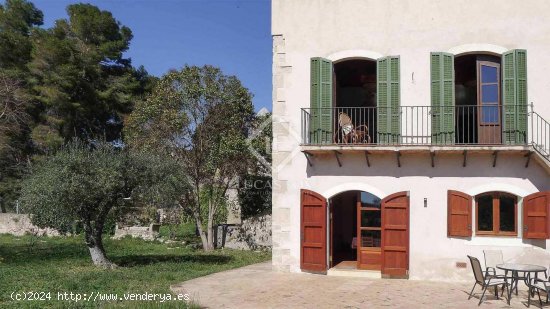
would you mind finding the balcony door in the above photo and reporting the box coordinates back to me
[477,60,501,144]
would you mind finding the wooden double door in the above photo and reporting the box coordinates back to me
[300,189,409,277]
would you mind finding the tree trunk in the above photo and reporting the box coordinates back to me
[88,244,115,268]
[83,221,116,269]
[86,236,116,268]
[194,215,210,251]
[206,206,215,250]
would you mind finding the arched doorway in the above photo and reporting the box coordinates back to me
[300,189,409,277]
[330,190,382,270]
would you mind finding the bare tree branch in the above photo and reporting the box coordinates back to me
[0,73,30,151]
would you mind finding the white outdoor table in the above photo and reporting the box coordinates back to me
[496,263,547,300]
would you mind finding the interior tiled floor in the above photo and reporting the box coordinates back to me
[333,260,357,270]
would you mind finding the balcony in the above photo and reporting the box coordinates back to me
[300,106,550,169]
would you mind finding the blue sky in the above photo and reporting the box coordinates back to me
[29,0,272,111]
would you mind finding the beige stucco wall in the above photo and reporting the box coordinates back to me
[272,0,550,280]
[272,0,550,117]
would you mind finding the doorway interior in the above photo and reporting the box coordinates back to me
[300,189,409,277]
[329,190,382,271]
[454,54,502,144]
[333,59,377,143]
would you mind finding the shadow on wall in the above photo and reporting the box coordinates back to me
[523,238,547,250]
[448,237,546,250]
[509,246,550,265]
[305,152,549,191]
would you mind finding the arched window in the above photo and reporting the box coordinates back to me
[475,192,517,236]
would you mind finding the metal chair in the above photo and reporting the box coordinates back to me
[467,255,510,305]
[483,250,508,296]
[528,280,545,307]
[483,249,526,296]
[361,236,374,247]
[483,250,506,278]
[529,264,550,307]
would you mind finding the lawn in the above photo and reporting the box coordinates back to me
[0,229,270,308]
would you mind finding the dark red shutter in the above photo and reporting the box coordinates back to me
[381,191,409,278]
[300,189,327,272]
[523,191,550,239]
[447,190,473,237]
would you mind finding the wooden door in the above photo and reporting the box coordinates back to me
[381,191,410,278]
[357,192,382,270]
[523,192,550,239]
[300,189,327,272]
[477,60,501,144]
[329,199,334,268]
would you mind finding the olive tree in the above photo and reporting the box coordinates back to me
[20,141,187,268]
[125,65,255,251]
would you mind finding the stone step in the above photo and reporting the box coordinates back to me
[327,267,382,279]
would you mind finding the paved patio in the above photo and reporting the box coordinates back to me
[171,262,548,308]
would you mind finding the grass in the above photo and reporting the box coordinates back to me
[158,223,199,244]
[0,228,270,308]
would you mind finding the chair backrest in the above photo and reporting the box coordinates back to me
[468,255,485,285]
[483,250,503,268]
[338,112,353,127]
[362,236,374,247]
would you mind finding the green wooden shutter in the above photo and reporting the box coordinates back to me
[502,49,527,144]
[377,56,400,144]
[310,57,333,144]
[430,52,455,144]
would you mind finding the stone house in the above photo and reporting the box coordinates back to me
[271,0,550,280]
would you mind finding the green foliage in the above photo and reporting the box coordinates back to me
[19,140,188,266]
[0,2,156,214]
[0,1,43,212]
[0,72,33,213]
[0,158,27,213]
[0,234,270,308]
[27,3,146,148]
[248,112,272,173]
[198,185,228,227]
[239,175,271,219]
[0,0,43,75]
[159,222,200,244]
[238,112,272,219]
[20,142,123,233]
[20,141,187,234]
[125,65,255,250]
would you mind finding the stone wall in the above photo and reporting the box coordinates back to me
[215,214,271,250]
[0,213,59,236]
[271,33,293,271]
[112,223,160,241]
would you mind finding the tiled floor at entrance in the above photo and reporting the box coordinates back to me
[327,261,381,278]
[333,261,357,269]
[171,262,532,308]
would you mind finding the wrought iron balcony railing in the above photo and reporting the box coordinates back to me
[300,106,550,160]
[532,111,550,158]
